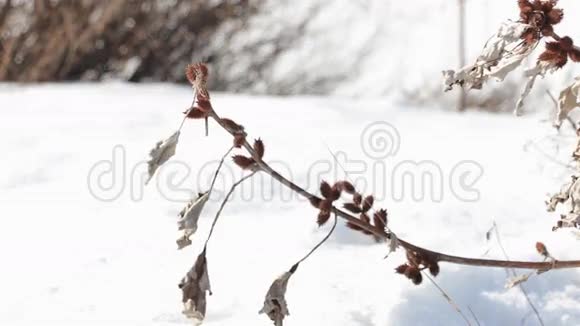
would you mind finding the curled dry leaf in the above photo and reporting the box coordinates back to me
[546,176,576,212]
[548,174,580,231]
[505,273,532,289]
[555,77,580,128]
[253,139,265,159]
[443,21,534,92]
[176,192,210,250]
[146,131,180,185]
[179,250,212,323]
[259,270,294,326]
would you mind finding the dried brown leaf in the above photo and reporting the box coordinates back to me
[176,192,210,250]
[555,77,580,127]
[146,131,180,185]
[179,250,212,322]
[259,271,293,326]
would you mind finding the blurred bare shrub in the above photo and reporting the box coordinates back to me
[0,0,258,82]
[401,80,536,113]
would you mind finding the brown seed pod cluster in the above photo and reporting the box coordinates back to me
[232,139,265,170]
[310,180,342,226]
[185,63,210,99]
[184,63,213,136]
[309,180,388,238]
[538,36,580,68]
[395,250,440,285]
[519,0,564,44]
[344,193,387,239]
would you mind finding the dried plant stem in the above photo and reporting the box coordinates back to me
[294,212,337,268]
[206,111,580,271]
[208,146,234,193]
[423,272,472,326]
[468,306,482,326]
[179,89,198,131]
[204,171,257,248]
[492,223,544,326]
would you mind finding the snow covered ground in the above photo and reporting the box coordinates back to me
[1,83,580,325]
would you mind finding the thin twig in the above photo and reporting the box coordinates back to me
[492,222,544,326]
[294,212,338,267]
[468,306,482,326]
[204,171,257,248]
[206,103,580,271]
[178,89,197,131]
[208,146,234,193]
[423,272,472,326]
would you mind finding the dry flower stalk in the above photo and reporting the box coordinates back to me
[146,60,580,323]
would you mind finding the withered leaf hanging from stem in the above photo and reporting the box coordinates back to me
[176,192,210,250]
[145,130,180,185]
[179,250,212,324]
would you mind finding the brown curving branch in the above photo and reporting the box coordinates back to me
[205,110,580,271]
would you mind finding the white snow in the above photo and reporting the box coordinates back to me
[1,83,580,325]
